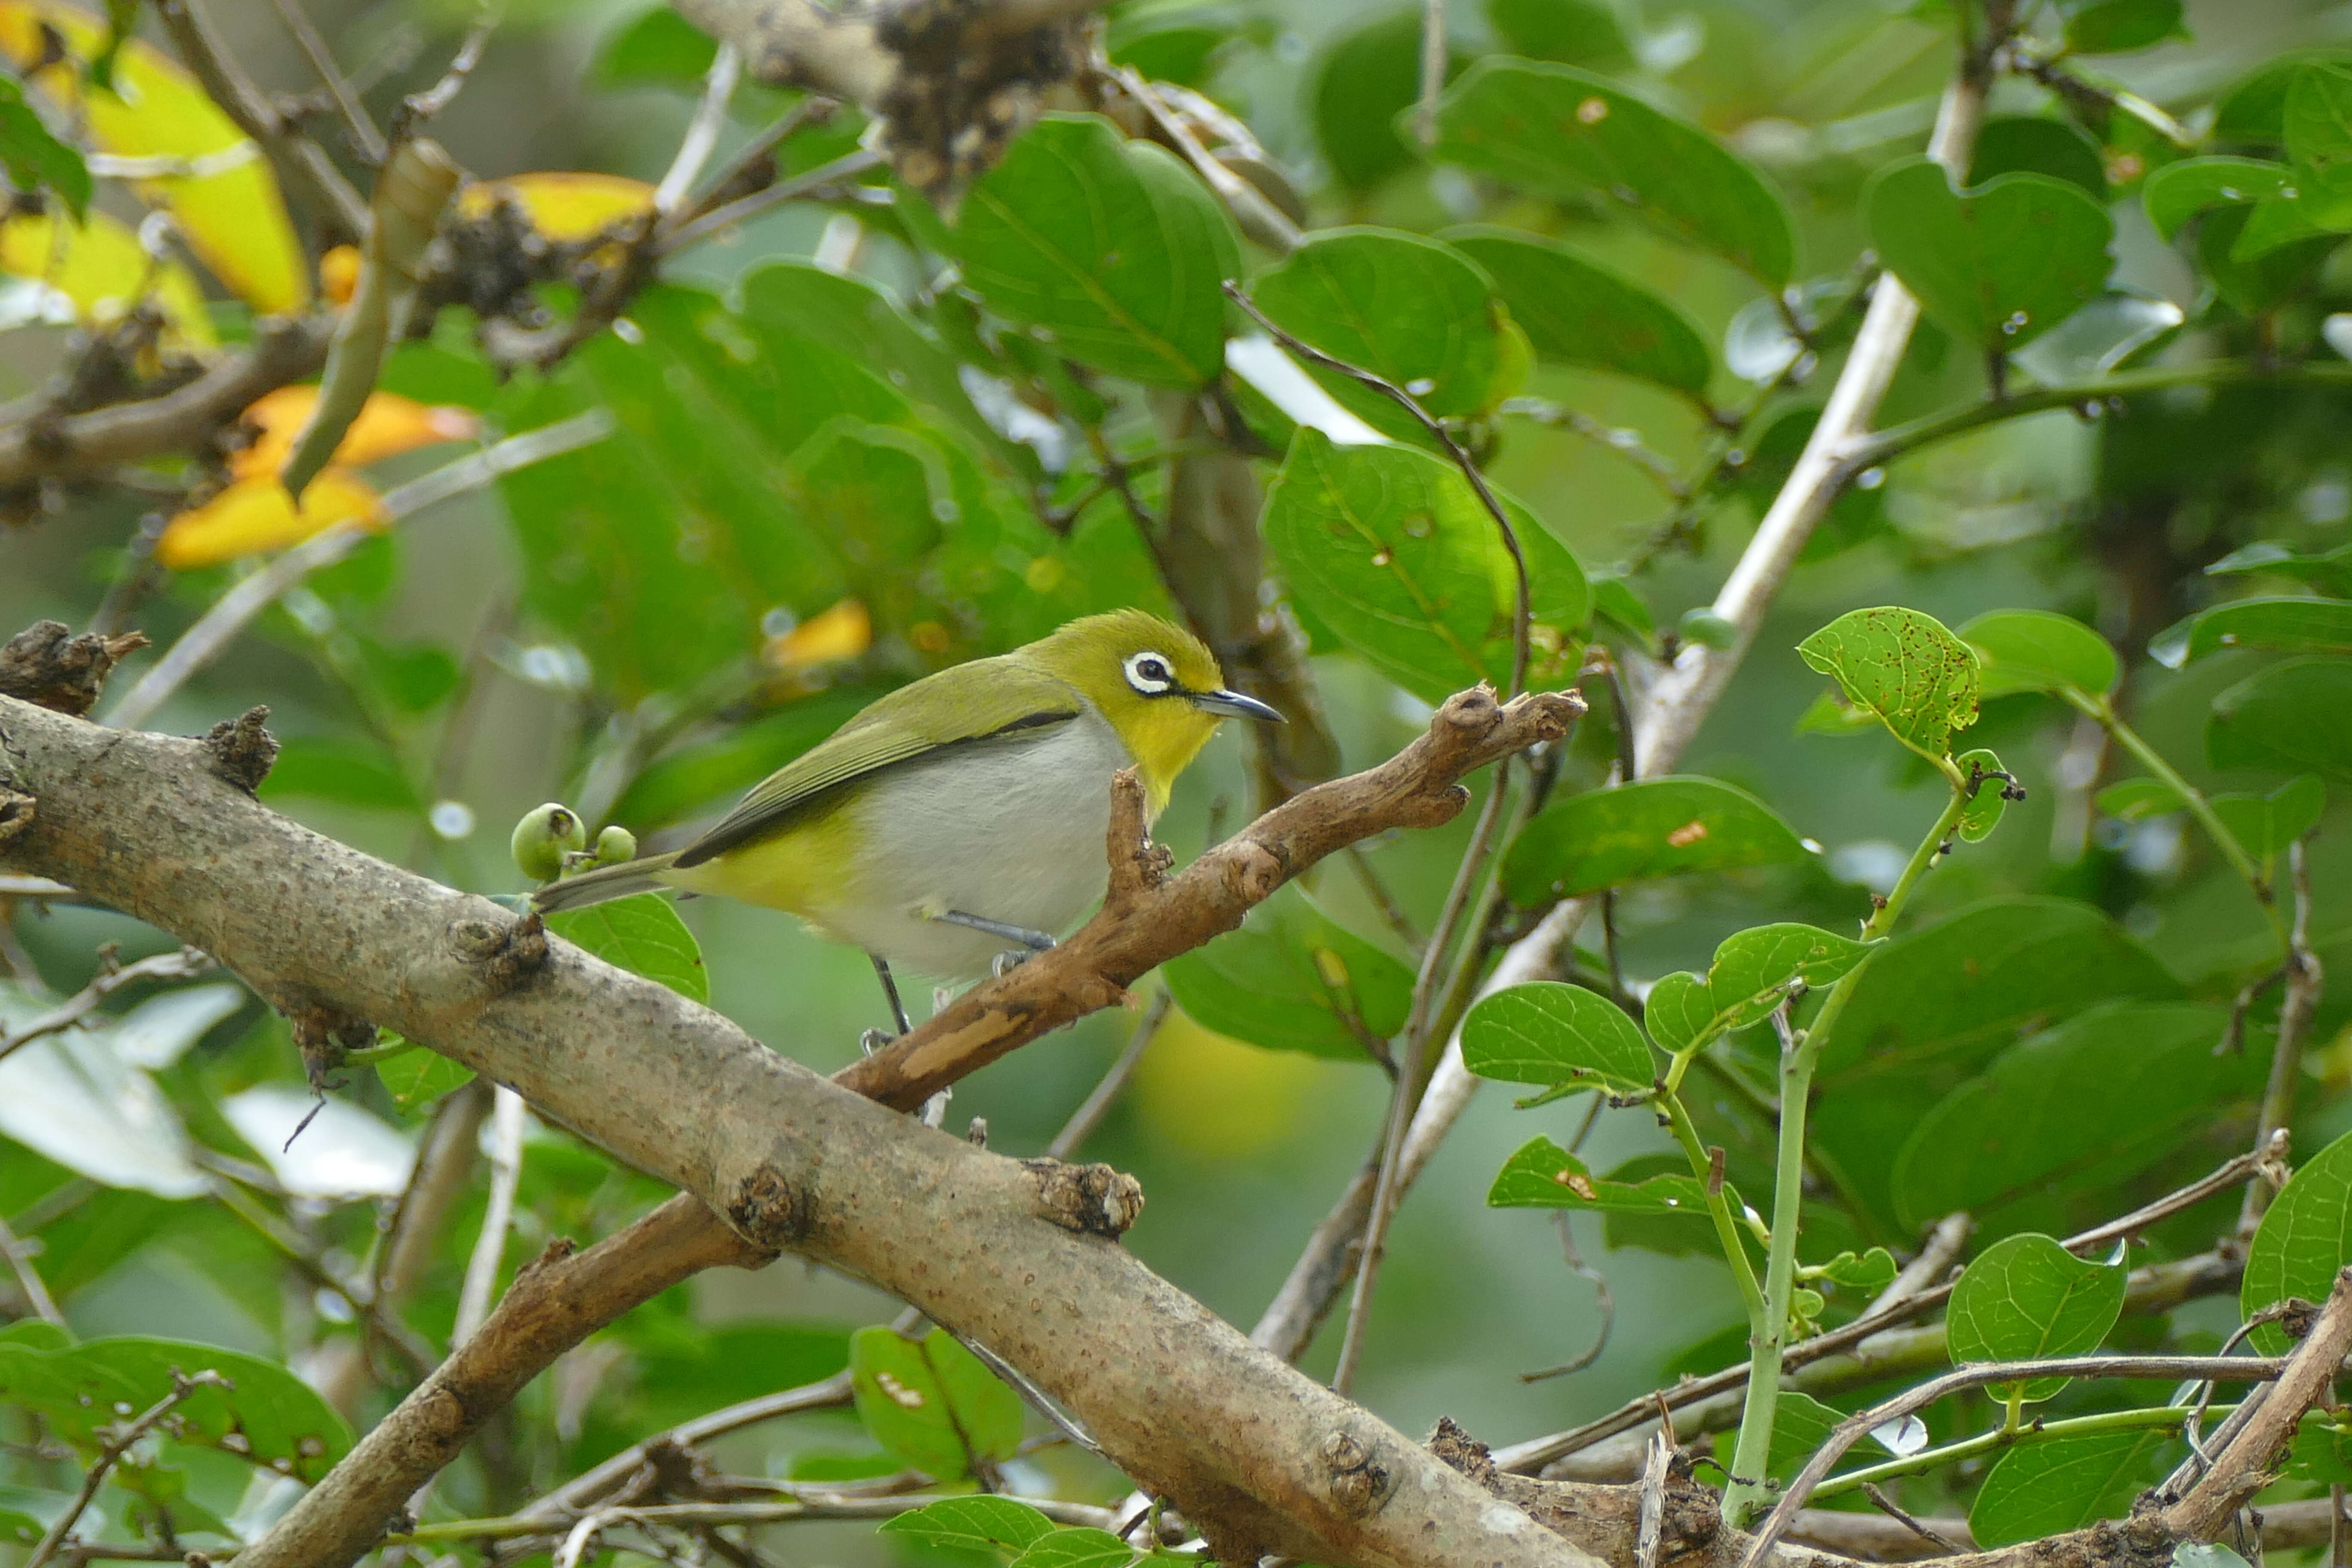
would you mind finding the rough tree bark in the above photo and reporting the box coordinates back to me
[0,681,1591,1568]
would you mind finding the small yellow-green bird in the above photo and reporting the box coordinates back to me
[536,609,1280,1032]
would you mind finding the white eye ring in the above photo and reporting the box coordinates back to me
[1124,651,1175,695]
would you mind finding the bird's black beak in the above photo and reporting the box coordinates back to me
[1191,688,1285,723]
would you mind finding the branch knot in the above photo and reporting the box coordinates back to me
[0,621,149,717]
[202,706,279,793]
[1022,1158,1143,1237]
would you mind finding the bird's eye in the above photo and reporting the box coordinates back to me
[1124,652,1174,695]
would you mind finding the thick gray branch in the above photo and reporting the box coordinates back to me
[0,693,1593,1568]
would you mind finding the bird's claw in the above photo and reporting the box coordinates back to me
[991,947,1041,979]
[859,1027,895,1057]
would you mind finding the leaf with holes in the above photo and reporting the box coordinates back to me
[1864,159,2112,353]
[1798,606,1981,764]
[0,1337,351,1480]
[848,1326,1023,1479]
[955,114,1238,387]
[1961,610,2119,698]
[1947,1233,2126,1402]
[1955,749,2014,844]
[1462,983,1655,1094]
[1502,777,1809,903]
[1428,59,1794,285]
[1488,1137,1710,1215]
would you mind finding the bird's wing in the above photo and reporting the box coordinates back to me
[672,655,1085,867]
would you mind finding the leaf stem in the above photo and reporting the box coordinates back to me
[2061,690,2275,923]
[1809,1402,2205,1502]
[1661,1090,1767,1324]
[1719,782,1970,1526]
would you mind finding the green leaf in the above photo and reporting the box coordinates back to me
[611,688,880,833]
[1863,159,2113,353]
[2095,778,2187,821]
[2150,595,2352,667]
[883,1497,1060,1554]
[2057,0,2184,54]
[0,78,91,220]
[1310,10,1437,192]
[1503,777,1809,902]
[546,892,709,1004]
[257,735,421,812]
[2286,64,2352,227]
[2246,1126,2352,1353]
[1251,228,1508,430]
[848,1326,1023,1479]
[1809,1246,1899,1292]
[2205,540,2352,597]
[376,1037,477,1112]
[1262,427,1586,704]
[1730,1389,1843,1489]
[2143,157,2293,241]
[0,1337,352,1480]
[1008,1528,1140,1568]
[1954,749,2014,844]
[1638,971,1709,1056]
[1707,924,1873,1031]
[1487,0,1633,66]
[1488,1136,1711,1214]
[1462,982,1655,1093]
[1970,1428,2174,1546]
[1812,898,2182,1236]
[1443,226,1712,398]
[1891,1002,2246,1236]
[1429,59,1795,286]
[1162,884,1414,1062]
[1946,1233,2127,1401]
[1969,116,2109,202]
[2290,1412,2352,1485]
[593,6,718,86]
[0,1504,40,1547]
[956,114,1237,387]
[1960,609,2120,698]
[2208,656,2352,782]
[1797,606,1981,764]
[2211,774,2326,861]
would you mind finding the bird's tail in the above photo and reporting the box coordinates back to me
[532,851,683,913]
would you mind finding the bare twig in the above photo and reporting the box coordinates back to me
[104,410,614,729]
[658,147,886,254]
[668,98,835,231]
[25,1371,230,1568]
[268,0,388,163]
[0,1209,64,1326]
[153,0,369,237]
[455,1086,528,1347]
[658,45,744,213]
[0,947,214,1067]
[1414,0,1447,145]
[1045,991,1171,1159]
[1109,67,1302,253]
[2242,838,2323,1230]
[1858,1482,1966,1554]
[390,14,494,142]
[1522,1209,1612,1382]
[1868,1213,1971,1317]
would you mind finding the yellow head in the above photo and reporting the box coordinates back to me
[1023,609,1282,810]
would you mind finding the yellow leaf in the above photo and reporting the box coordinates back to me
[0,1,309,313]
[156,468,386,570]
[0,207,216,349]
[459,172,655,242]
[231,386,480,479]
[1135,1011,1323,1159]
[766,599,873,671]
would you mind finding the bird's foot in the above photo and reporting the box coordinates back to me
[859,1027,895,1057]
[991,948,1037,980]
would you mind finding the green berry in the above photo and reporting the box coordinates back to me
[511,802,586,881]
[595,824,638,866]
[1678,607,1737,650]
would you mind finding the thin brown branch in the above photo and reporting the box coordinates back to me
[0,315,337,488]
[1045,990,1170,1160]
[2165,1266,2352,1539]
[657,148,886,254]
[267,0,387,163]
[2243,838,2323,1230]
[838,686,1581,1110]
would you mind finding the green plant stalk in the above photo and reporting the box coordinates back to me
[2062,689,2272,910]
[1661,1090,1767,1324]
[1718,784,1971,1527]
[1809,1403,2207,1502]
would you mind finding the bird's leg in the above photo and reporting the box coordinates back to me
[862,953,911,1056]
[935,909,1058,950]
